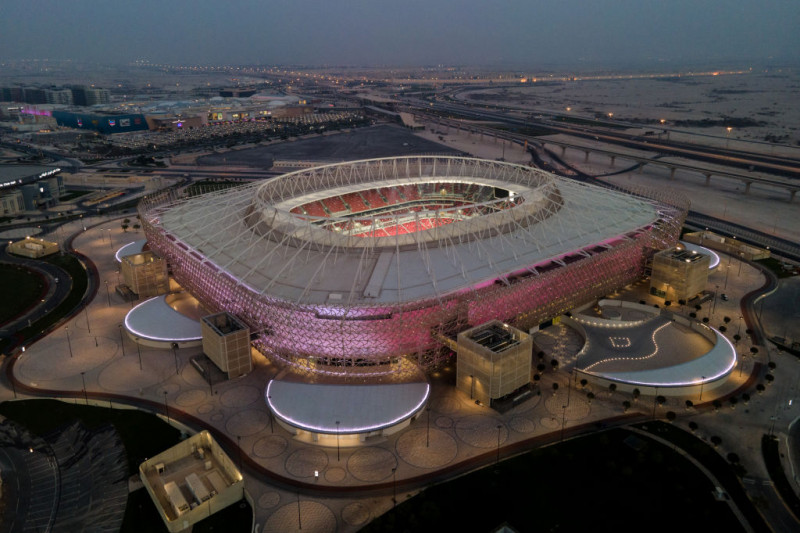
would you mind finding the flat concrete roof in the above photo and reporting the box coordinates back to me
[124,295,202,343]
[266,379,430,434]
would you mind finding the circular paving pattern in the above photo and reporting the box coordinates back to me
[220,385,261,408]
[433,395,462,414]
[197,403,214,414]
[455,415,508,449]
[226,409,269,437]
[176,389,206,407]
[162,382,181,395]
[509,416,537,434]
[210,413,224,422]
[342,502,371,527]
[544,392,591,421]
[540,416,561,430]
[435,416,453,429]
[258,491,281,509]
[509,393,541,413]
[325,467,346,483]
[347,447,397,482]
[253,435,288,458]
[95,348,174,392]
[18,336,117,382]
[285,448,329,478]
[396,428,458,469]
[263,501,336,533]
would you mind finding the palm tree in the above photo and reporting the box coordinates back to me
[688,421,698,432]
[608,383,617,396]
[756,384,765,394]
[552,383,559,394]
[729,397,738,409]
[632,388,641,402]
[723,316,731,324]
[586,392,595,403]
[580,379,588,389]
[685,400,694,409]
[710,435,722,448]
[550,359,559,370]
[712,400,722,411]
[622,400,631,412]
[742,393,750,404]
[666,411,676,422]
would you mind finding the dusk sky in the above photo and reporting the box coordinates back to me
[1,0,798,67]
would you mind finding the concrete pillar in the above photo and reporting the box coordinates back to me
[584,150,590,163]
[743,181,751,194]
[610,155,615,167]
[704,174,711,186]
[669,167,676,180]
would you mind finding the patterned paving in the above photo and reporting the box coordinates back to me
[396,428,458,469]
[347,447,397,482]
[262,500,336,533]
[454,415,508,449]
[285,448,329,478]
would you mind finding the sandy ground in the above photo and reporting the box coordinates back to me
[414,120,532,164]
[452,70,800,148]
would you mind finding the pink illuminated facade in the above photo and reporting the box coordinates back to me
[139,156,688,376]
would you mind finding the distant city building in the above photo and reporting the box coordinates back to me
[145,115,205,131]
[51,110,149,134]
[0,166,63,212]
[0,84,109,106]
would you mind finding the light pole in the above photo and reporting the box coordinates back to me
[699,377,706,401]
[426,405,431,447]
[336,420,341,462]
[236,435,242,473]
[163,391,170,424]
[296,491,302,530]
[268,395,274,433]
[391,467,397,507]
[65,325,73,358]
[118,324,125,356]
[652,387,659,419]
[80,371,88,405]
[560,405,567,441]
[104,280,110,307]
[496,425,502,464]
[171,343,179,375]
[84,305,91,333]
[726,126,733,149]
[135,338,143,371]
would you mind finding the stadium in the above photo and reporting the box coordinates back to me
[137,156,689,380]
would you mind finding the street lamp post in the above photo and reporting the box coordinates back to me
[65,325,73,358]
[652,387,659,419]
[118,324,125,356]
[699,376,706,401]
[296,492,302,530]
[105,280,110,307]
[135,338,143,371]
[560,405,567,441]
[236,435,243,473]
[171,343,180,375]
[426,405,431,448]
[84,305,91,333]
[163,391,170,424]
[80,371,88,405]
[726,126,733,149]
[336,420,341,462]
[496,425,502,464]
[391,467,397,507]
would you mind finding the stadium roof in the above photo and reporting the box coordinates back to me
[147,157,662,308]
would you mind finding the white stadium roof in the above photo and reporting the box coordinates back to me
[148,157,662,307]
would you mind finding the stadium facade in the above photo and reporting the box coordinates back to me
[139,156,688,377]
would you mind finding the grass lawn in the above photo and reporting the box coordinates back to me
[362,428,744,533]
[0,399,253,532]
[0,264,44,325]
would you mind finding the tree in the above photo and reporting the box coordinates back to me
[689,312,697,318]
[702,317,709,323]
[727,452,740,464]
[712,400,722,411]
[552,383,559,394]
[710,435,722,448]
[678,299,687,307]
[622,400,631,412]
[733,334,741,343]
[550,359,559,370]
[765,374,774,383]
[121,223,129,232]
[586,392,595,403]
[756,384,765,394]
[580,379,588,389]
[632,388,641,402]
[742,393,750,404]
[685,400,694,409]
[729,397,738,409]
[666,411,676,422]
[695,304,702,311]
[537,351,545,360]
[608,383,617,395]
[767,361,776,371]
[719,326,727,333]
[133,223,141,232]
[656,395,666,407]
[750,347,758,356]
[664,300,671,307]
[536,363,546,373]
[688,421,698,432]
[723,316,731,324]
